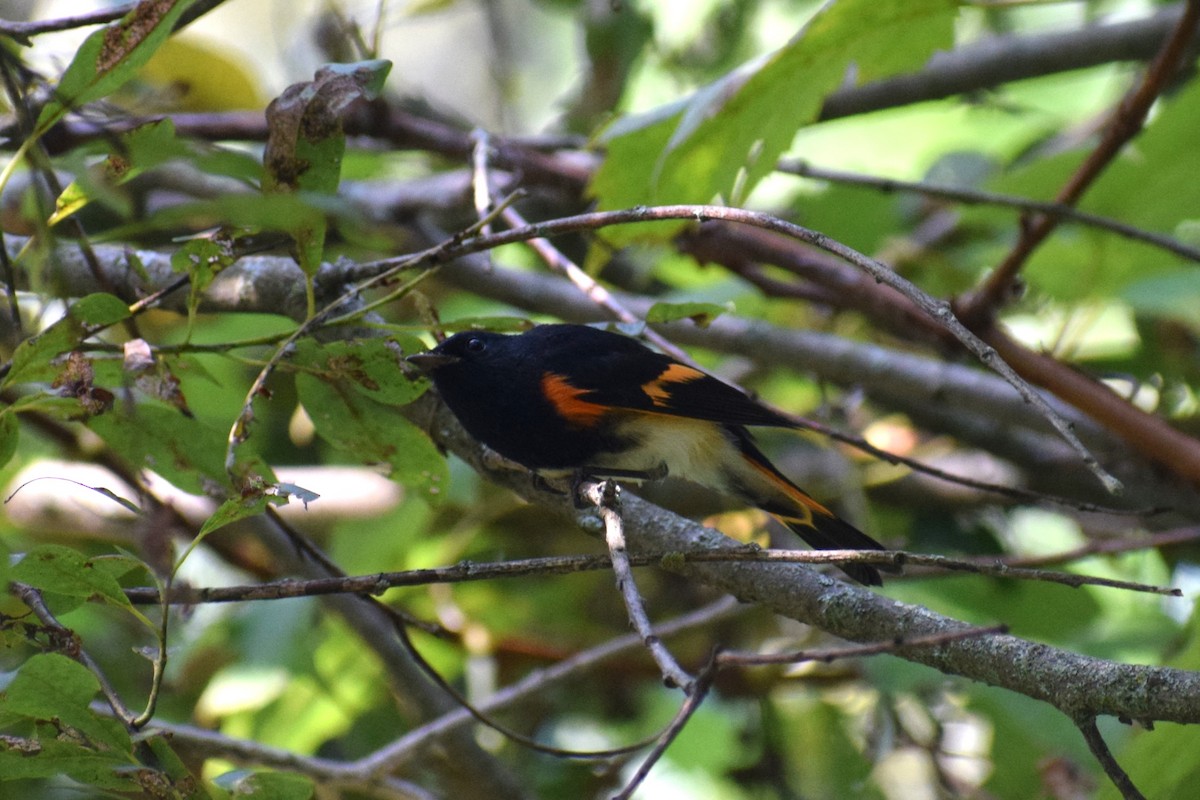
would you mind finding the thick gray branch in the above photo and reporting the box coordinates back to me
[412,393,1200,727]
[820,4,1193,119]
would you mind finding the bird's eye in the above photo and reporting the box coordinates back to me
[465,337,486,354]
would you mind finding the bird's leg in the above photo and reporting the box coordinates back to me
[569,463,669,508]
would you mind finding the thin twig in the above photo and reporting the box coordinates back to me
[727,550,1179,596]
[613,662,715,800]
[781,410,1159,516]
[777,159,1200,264]
[120,544,1182,608]
[584,480,695,692]
[461,133,692,362]
[0,5,133,42]
[90,702,434,800]
[469,129,495,238]
[717,624,1008,667]
[352,597,742,777]
[614,623,1007,798]
[998,526,1200,569]
[262,506,654,762]
[1077,717,1148,800]
[0,51,27,331]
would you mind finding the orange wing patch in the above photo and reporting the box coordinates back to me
[541,373,609,426]
[640,363,706,408]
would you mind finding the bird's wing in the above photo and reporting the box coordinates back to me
[541,350,795,429]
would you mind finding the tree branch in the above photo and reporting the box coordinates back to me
[413,392,1200,728]
[582,480,695,691]
[818,4,1196,121]
[1078,717,1148,800]
[958,0,1200,323]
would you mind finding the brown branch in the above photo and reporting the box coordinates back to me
[983,326,1200,487]
[959,0,1200,323]
[369,205,1126,491]
[10,225,1197,510]
[9,220,1196,511]
[678,222,948,344]
[26,5,1193,168]
[614,665,715,800]
[0,0,232,45]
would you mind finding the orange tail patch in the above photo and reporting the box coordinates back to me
[740,450,835,530]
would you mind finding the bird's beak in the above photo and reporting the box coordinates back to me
[406,352,460,371]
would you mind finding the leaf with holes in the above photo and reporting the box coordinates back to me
[34,0,197,136]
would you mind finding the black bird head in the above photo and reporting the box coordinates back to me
[406,330,516,377]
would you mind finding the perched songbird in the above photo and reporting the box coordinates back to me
[408,324,887,585]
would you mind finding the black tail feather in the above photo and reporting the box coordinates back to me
[779,512,894,587]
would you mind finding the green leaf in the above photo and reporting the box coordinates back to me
[770,694,879,798]
[263,60,392,196]
[34,0,198,136]
[0,654,129,751]
[0,412,17,469]
[0,738,139,790]
[196,494,279,538]
[87,402,229,495]
[290,337,429,406]
[72,293,131,326]
[171,237,237,331]
[1092,610,1200,798]
[1,654,99,717]
[645,300,732,327]
[438,316,535,333]
[3,293,129,388]
[591,0,957,242]
[891,573,1100,644]
[4,323,77,389]
[1123,270,1200,331]
[50,119,185,225]
[214,769,315,800]
[142,733,213,799]
[296,372,447,501]
[4,393,104,420]
[995,81,1200,300]
[12,545,134,611]
[194,146,265,184]
[969,683,1093,798]
[263,60,392,278]
[2,295,120,388]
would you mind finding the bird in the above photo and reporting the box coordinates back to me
[407,323,888,585]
